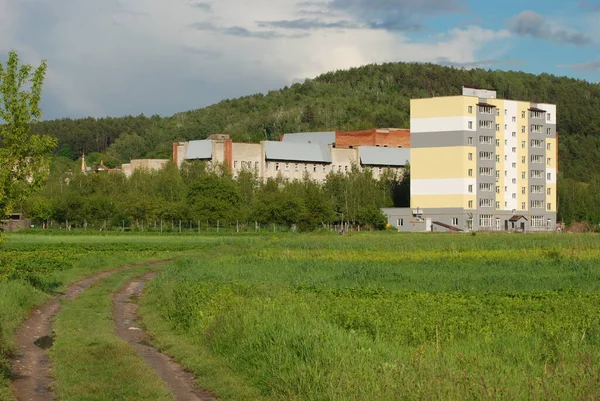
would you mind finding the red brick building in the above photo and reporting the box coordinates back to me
[334,128,410,149]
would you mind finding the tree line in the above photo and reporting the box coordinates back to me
[23,158,409,232]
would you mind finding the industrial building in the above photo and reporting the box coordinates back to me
[172,129,411,182]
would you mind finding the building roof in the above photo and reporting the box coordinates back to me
[185,140,213,160]
[359,146,410,167]
[264,141,332,163]
[509,215,528,222]
[281,131,336,145]
[528,107,546,113]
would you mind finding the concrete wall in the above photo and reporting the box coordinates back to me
[122,159,170,177]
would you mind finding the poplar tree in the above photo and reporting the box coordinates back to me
[0,51,57,221]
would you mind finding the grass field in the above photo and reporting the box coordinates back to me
[0,233,257,400]
[141,233,600,400]
[1,232,600,400]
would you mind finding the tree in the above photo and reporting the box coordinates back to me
[0,51,56,220]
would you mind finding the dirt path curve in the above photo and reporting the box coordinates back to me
[10,259,172,401]
[113,271,216,401]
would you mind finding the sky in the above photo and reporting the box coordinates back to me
[1,0,599,120]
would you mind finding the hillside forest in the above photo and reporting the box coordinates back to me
[22,62,600,227]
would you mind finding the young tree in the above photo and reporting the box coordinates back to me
[0,51,56,220]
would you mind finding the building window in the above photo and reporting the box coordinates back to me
[496,201,500,209]
[496,186,500,194]
[531,185,544,194]
[479,198,494,208]
[504,186,507,192]
[468,136,473,145]
[397,218,404,226]
[512,178,517,184]
[521,141,526,149]
[547,158,552,166]
[505,155,507,161]
[530,155,544,164]
[468,169,473,177]
[547,188,552,195]
[234,161,238,168]
[505,109,508,115]
[512,147,516,153]
[522,202,526,210]
[531,139,544,148]
[512,132,516,138]
[504,124,508,130]
[547,203,552,211]
[547,143,551,151]
[479,183,494,192]
[285,163,290,171]
[512,116,516,122]
[479,214,493,227]
[531,216,544,228]
[522,172,526,179]
[546,128,552,136]
[452,218,459,226]
[512,162,516,168]
[468,121,473,130]
[479,167,494,176]
[275,162,280,171]
[479,120,494,130]
[496,124,500,132]
[522,111,526,118]
[547,172,552,181]
[468,153,473,161]
[480,135,494,144]
[547,113,551,121]
[512,193,517,199]
[531,170,544,179]
[468,200,474,209]
[505,140,508,145]
[322,165,327,172]
[531,125,543,134]
[496,139,500,147]
[468,106,473,114]
[479,105,494,114]
[521,126,526,133]
[479,151,494,161]
[497,109,500,116]
[522,156,526,164]
[496,155,500,162]
[468,184,473,193]
[522,187,526,195]
[313,165,317,172]
[531,200,544,209]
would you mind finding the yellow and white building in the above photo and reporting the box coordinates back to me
[403,86,557,232]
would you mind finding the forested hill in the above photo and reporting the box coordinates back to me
[33,62,600,180]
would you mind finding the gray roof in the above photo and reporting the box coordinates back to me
[281,131,336,145]
[359,146,410,167]
[264,141,332,163]
[185,140,213,160]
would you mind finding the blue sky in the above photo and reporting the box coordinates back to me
[1,0,598,120]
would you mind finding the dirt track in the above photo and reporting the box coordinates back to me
[113,271,216,401]
[10,260,171,401]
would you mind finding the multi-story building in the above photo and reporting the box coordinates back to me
[172,131,410,182]
[404,86,557,232]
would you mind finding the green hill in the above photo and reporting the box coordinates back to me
[34,62,600,180]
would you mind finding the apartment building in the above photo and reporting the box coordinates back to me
[406,86,557,232]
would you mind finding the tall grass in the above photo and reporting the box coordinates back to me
[143,233,600,400]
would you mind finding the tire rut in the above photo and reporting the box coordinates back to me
[113,271,216,401]
[10,259,172,401]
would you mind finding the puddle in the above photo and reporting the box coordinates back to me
[34,335,54,350]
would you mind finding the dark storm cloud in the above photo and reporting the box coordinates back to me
[509,10,593,46]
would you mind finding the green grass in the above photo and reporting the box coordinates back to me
[141,233,600,400]
[0,233,260,400]
[50,263,175,401]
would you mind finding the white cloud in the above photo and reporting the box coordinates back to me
[0,0,511,119]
